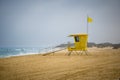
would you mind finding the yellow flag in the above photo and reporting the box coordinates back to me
[87,16,93,23]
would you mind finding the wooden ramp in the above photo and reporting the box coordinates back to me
[42,48,66,56]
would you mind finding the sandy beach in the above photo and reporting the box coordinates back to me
[0,47,120,80]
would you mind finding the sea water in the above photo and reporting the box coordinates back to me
[0,47,62,58]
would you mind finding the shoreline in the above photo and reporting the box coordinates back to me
[0,47,65,59]
[0,47,115,59]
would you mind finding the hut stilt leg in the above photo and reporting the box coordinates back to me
[68,51,72,56]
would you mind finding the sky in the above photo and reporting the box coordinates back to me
[0,0,120,47]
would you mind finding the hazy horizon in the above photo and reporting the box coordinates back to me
[0,0,120,47]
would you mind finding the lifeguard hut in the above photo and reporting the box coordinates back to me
[67,33,88,56]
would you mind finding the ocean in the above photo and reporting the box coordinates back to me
[0,47,62,58]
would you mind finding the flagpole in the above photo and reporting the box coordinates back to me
[87,15,88,35]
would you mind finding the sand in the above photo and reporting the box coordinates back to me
[0,47,120,80]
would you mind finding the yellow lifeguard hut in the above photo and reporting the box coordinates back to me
[67,33,88,56]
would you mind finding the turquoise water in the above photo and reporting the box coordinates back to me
[0,47,60,58]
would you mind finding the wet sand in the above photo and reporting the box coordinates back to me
[0,47,120,80]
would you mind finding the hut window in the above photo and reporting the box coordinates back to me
[74,36,79,42]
